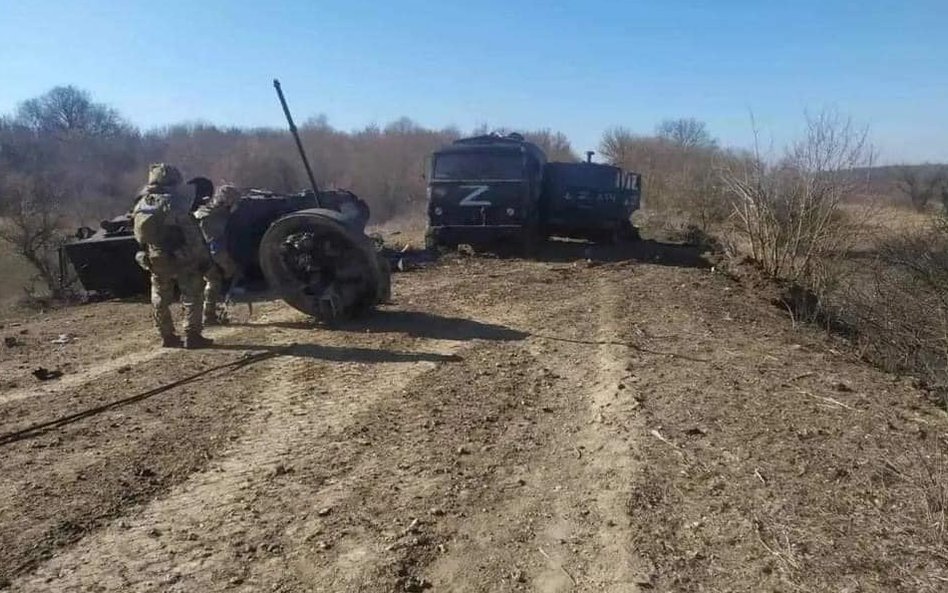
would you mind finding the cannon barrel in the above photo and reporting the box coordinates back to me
[273,79,321,205]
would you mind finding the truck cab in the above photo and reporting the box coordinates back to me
[425,133,547,252]
[540,158,641,242]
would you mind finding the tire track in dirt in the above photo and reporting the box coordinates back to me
[5,258,695,591]
[557,273,650,591]
[422,267,650,592]
[8,260,609,592]
[11,321,470,591]
[0,270,468,587]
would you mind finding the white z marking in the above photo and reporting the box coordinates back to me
[458,185,491,207]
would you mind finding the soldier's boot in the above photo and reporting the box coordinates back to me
[161,334,183,348]
[184,333,214,350]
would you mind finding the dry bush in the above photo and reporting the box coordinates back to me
[721,110,875,288]
[0,174,74,298]
[836,217,948,406]
[896,165,946,211]
[715,111,948,407]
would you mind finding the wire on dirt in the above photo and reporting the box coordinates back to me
[0,348,288,447]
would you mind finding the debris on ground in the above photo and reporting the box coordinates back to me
[31,367,63,381]
[50,333,76,345]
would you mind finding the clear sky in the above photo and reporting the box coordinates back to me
[0,0,945,163]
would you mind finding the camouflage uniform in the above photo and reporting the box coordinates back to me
[132,164,212,348]
[194,185,241,324]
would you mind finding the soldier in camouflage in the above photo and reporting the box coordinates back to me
[132,163,214,349]
[194,184,241,325]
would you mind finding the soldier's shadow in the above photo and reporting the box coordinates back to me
[233,309,529,343]
[206,342,463,364]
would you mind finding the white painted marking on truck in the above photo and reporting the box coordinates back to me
[458,185,491,207]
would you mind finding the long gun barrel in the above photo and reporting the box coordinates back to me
[273,79,321,205]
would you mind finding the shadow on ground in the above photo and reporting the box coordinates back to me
[208,342,463,364]
[453,238,712,269]
[234,309,529,342]
[533,238,712,269]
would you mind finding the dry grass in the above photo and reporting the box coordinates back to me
[0,241,35,311]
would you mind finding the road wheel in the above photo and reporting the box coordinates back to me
[259,209,388,321]
[519,217,544,258]
[424,229,439,251]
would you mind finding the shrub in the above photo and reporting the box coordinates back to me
[721,110,874,285]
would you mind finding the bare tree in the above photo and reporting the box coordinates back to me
[16,86,130,139]
[599,127,637,165]
[656,118,716,149]
[523,129,576,162]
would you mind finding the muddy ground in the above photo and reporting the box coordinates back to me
[0,240,946,592]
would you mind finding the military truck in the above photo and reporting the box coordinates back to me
[540,152,642,243]
[425,133,547,253]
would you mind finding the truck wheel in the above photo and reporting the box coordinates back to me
[519,232,534,257]
[520,220,544,258]
[426,229,459,253]
[259,209,389,321]
[424,229,439,251]
[619,221,640,242]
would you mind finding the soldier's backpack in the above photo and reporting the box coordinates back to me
[133,193,183,251]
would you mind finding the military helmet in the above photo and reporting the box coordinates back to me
[147,163,183,187]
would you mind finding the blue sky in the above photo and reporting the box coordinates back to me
[0,0,945,163]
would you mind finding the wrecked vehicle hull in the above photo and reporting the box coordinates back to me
[62,190,390,322]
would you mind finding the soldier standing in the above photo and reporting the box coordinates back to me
[132,163,214,349]
[194,184,241,325]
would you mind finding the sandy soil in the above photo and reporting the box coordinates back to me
[1,240,945,592]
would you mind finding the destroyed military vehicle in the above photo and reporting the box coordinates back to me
[63,188,391,321]
[61,80,391,322]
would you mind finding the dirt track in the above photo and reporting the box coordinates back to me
[1,241,946,592]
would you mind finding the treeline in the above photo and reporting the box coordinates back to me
[0,86,579,290]
[0,86,580,225]
[599,119,741,230]
[0,85,770,295]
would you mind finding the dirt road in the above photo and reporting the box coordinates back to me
[1,242,946,592]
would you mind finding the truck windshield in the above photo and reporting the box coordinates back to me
[433,153,524,181]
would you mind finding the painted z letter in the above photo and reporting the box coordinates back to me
[458,185,491,207]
